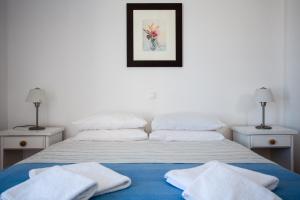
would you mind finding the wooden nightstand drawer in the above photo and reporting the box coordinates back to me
[0,127,64,169]
[251,135,291,148]
[3,136,45,149]
[232,126,298,171]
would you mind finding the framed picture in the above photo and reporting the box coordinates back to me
[127,3,182,67]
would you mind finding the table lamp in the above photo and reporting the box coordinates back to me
[255,87,273,129]
[26,87,46,130]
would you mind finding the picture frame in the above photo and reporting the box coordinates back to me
[127,3,182,67]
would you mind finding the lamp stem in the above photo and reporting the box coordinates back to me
[256,102,271,129]
[34,102,40,128]
[29,102,45,130]
[261,102,266,127]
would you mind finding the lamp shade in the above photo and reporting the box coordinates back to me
[26,88,46,103]
[255,87,273,103]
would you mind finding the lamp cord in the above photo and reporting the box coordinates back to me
[13,125,35,129]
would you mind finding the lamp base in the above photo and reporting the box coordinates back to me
[255,125,272,129]
[29,126,45,130]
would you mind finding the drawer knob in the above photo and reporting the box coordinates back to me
[19,140,27,147]
[269,139,276,145]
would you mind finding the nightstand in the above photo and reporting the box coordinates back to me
[232,126,298,171]
[0,127,64,169]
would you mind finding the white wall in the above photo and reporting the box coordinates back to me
[0,0,8,130]
[284,0,300,172]
[5,0,285,137]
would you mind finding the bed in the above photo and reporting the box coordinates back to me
[1,138,300,200]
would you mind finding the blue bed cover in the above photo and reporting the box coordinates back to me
[1,163,300,200]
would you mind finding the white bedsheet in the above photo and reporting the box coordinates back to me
[20,139,271,164]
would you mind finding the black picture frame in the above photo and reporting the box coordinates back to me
[127,3,182,67]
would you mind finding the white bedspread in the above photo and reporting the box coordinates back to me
[20,139,271,164]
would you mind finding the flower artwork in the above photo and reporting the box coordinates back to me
[143,20,166,51]
[127,3,182,67]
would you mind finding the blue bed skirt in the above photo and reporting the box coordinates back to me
[1,163,300,200]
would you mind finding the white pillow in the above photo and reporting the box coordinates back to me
[72,113,147,131]
[149,130,225,141]
[72,129,148,141]
[151,113,225,131]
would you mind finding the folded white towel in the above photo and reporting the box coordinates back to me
[165,160,279,190]
[29,162,131,196]
[182,162,281,200]
[1,166,97,200]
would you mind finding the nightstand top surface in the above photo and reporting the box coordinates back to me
[232,126,298,135]
[0,127,64,136]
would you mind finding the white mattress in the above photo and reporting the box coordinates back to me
[20,139,271,164]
